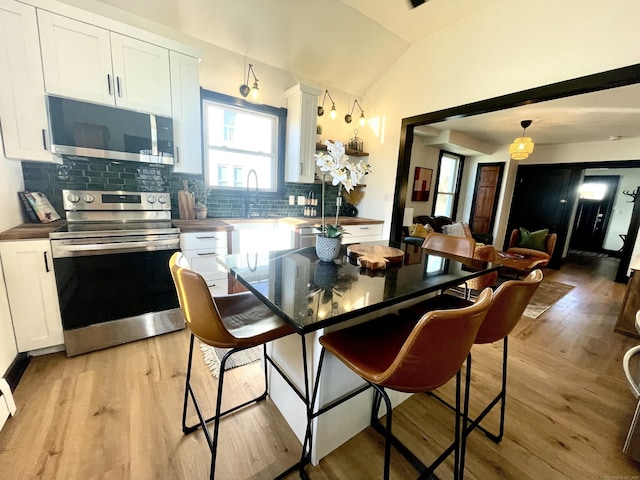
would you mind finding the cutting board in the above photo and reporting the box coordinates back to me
[347,244,404,270]
[178,179,195,220]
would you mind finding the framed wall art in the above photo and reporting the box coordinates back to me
[412,167,433,201]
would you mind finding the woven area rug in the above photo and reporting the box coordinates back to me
[521,280,574,319]
[449,279,574,320]
[199,342,262,378]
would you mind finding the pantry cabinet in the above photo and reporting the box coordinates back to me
[0,240,63,352]
[170,51,203,174]
[38,10,172,116]
[0,0,57,163]
[285,83,321,183]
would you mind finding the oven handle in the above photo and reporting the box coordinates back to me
[52,238,179,256]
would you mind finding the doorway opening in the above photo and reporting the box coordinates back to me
[569,175,620,255]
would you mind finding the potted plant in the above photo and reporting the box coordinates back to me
[191,179,211,220]
[313,140,371,261]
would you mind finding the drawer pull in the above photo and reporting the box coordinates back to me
[207,283,217,288]
[359,227,369,230]
[196,252,217,256]
[196,235,219,240]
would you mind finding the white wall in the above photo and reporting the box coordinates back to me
[359,0,640,240]
[0,152,24,375]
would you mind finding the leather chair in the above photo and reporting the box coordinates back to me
[507,229,557,267]
[312,289,493,480]
[169,252,295,479]
[422,232,476,258]
[398,270,543,477]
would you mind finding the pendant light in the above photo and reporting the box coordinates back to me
[345,99,366,127]
[318,90,337,120]
[509,120,535,160]
[239,64,262,104]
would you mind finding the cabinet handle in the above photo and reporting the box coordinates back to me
[196,252,217,256]
[107,74,112,95]
[43,251,50,272]
[41,129,47,151]
[116,77,121,97]
[196,235,219,240]
[299,162,303,176]
[176,146,180,164]
[359,227,369,230]
[207,283,217,288]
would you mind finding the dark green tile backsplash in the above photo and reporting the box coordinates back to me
[21,157,343,220]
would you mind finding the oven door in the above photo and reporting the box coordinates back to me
[52,238,183,356]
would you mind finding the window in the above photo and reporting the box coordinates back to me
[201,90,286,193]
[433,152,464,218]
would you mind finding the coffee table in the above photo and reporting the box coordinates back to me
[496,251,545,278]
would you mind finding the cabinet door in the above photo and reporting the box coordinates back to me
[0,240,63,352]
[170,51,202,174]
[285,84,321,183]
[0,0,56,163]
[38,10,114,105]
[111,34,171,116]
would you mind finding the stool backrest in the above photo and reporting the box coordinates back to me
[169,252,238,347]
[380,288,493,393]
[474,269,543,344]
[421,232,475,258]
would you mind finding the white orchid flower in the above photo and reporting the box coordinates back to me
[315,153,339,172]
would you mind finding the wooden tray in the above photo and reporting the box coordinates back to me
[347,244,404,270]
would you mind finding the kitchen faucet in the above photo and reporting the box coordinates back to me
[245,169,259,218]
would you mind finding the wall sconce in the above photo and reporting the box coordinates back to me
[317,90,337,120]
[509,119,534,160]
[345,99,365,127]
[239,63,262,104]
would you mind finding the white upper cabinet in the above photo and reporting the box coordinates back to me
[0,0,58,163]
[170,51,202,174]
[285,84,321,183]
[38,10,172,116]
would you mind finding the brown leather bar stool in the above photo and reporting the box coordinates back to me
[169,252,296,479]
[398,270,543,476]
[422,232,476,257]
[312,288,493,480]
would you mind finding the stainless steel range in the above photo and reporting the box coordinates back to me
[50,189,183,356]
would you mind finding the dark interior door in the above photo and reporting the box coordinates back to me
[469,163,504,234]
[506,165,581,268]
[570,176,619,252]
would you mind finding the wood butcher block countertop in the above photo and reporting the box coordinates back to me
[0,220,65,240]
[0,217,383,239]
[172,219,233,233]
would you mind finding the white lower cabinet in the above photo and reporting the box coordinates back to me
[180,232,229,297]
[0,240,63,352]
[341,223,383,244]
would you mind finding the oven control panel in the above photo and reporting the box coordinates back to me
[62,189,171,211]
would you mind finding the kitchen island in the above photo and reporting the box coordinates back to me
[217,243,500,466]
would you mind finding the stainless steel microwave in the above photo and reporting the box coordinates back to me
[46,95,174,165]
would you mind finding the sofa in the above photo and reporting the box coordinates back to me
[404,215,493,245]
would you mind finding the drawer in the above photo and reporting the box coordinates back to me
[342,224,383,244]
[202,272,229,296]
[182,249,228,276]
[180,232,228,251]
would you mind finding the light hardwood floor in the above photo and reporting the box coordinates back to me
[1,252,640,479]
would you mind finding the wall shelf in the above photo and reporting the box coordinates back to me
[315,142,369,157]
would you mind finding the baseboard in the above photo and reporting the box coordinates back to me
[3,353,30,392]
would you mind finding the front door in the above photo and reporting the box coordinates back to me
[570,176,619,252]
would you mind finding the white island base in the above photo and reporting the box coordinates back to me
[266,307,413,466]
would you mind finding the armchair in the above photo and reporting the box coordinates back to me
[507,228,557,268]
